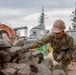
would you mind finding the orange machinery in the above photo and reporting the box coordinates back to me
[0,23,15,42]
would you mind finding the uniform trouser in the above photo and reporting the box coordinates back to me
[53,51,73,74]
[60,60,69,74]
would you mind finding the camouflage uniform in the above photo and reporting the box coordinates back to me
[30,32,75,73]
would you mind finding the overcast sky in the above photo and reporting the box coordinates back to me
[0,0,76,31]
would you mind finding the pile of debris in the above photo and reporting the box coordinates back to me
[0,39,66,75]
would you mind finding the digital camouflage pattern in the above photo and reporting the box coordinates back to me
[30,32,74,53]
[30,32,75,73]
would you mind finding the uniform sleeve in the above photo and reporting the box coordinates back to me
[68,37,75,53]
[30,34,52,49]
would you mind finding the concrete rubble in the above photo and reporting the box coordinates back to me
[0,39,74,75]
